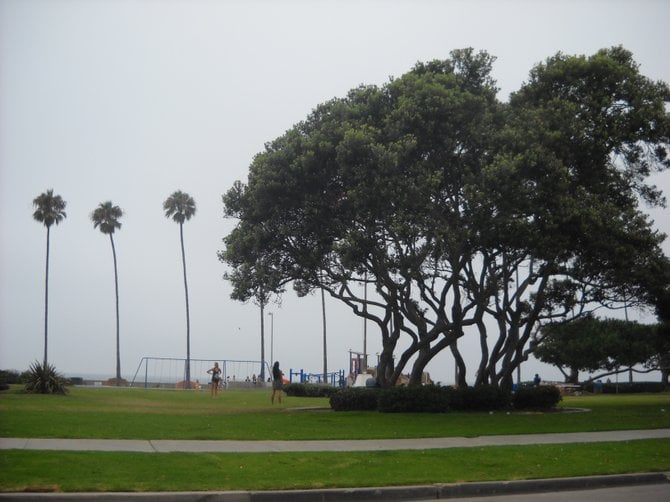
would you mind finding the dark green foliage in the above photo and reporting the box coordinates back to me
[24,361,69,395]
[329,388,379,411]
[332,385,515,413]
[377,385,454,413]
[0,370,21,391]
[0,369,21,385]
[535,317,662,382]
[512,386,562,410]
[221,47,670,391]
[283,383,339,398]
[583,381,666,394]
[457,385,510,411]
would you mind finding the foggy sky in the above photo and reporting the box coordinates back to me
[1,0,668,384]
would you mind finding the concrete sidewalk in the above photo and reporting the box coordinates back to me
[2,428,670,453]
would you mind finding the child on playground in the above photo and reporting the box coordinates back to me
[207,362,222,397]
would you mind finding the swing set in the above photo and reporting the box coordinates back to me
[129,357,271,389]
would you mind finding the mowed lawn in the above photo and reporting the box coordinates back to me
[1,386,669,492]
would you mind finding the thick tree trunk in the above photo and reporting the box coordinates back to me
[451,343,467,387]
[377,343,395,388]
[568,367,579,384]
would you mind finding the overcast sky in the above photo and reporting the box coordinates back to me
[1,0,668,385]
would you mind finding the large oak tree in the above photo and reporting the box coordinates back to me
[220,48,670,389]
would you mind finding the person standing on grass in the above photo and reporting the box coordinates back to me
[271,361,284,404]
[207,362,222,397]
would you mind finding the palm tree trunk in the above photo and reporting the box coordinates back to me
[180,222,191,387]
[43,226,50,368]
[110,234,121,381]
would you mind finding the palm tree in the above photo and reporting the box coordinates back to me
[91,201,123,382]
[163,191,196,387]
[32,189,67,367]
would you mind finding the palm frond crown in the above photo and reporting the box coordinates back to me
[163,190,196,224]
[33,189,67,227]
[91,201,123,234]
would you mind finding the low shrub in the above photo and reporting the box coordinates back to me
[457,385,510,411]
[24,361,69,395]
[377,385,453,413]
[329,387,379,411]
[0,369,21,385]
[512,385,562,410]
[584,381,666,394]
[331,384,512,413]
[0,369,21,391]
[283,383,339,398]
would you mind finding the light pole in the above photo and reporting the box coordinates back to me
[268,312,274,366]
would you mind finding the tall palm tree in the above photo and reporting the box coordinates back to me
[163,191,196,387]
[32,190,67,367]
[91,201,123,382]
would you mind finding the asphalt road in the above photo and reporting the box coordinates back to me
[415,482,670,501]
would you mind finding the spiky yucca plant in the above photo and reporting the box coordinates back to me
[24,361,69,394]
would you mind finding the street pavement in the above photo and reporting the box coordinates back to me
[1,429,669,501]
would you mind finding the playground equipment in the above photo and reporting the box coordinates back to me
[289,368,345,387]
[349,350,368,376]
[129,357,271,388]
[348,349,377,386]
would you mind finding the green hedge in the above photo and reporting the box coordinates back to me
[329,388,380,411]
[584,381,666,394]
[330,384,562,413]
[512,385,562,410]
[377,385,455,412]
[283,383,340,398]
[457,385,510,411]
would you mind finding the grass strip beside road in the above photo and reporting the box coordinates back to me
[1,440,669,492]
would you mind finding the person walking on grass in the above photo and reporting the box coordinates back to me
[271,361,284,404]
[207,362,222,397]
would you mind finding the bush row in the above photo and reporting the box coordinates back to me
[329,384,562,413]
[583,381,666,394]
[283,383,340,398]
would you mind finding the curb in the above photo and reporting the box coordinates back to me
[2,472,668,501]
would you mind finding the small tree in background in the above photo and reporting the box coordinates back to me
[535,316,660,384]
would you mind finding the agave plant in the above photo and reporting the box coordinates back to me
[24,361,69,395]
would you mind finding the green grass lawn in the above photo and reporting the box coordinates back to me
[2,441,669,492]
[1,386,669,492]
[2,386,669,440]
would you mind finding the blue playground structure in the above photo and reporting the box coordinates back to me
[289,368,346,387]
